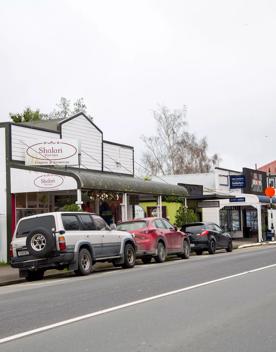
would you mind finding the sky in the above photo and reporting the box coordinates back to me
[1,0,276,173]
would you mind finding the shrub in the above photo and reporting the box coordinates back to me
[175,206,199,228]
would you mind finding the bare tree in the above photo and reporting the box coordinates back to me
[141,106,220,176]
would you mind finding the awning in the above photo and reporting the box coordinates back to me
[257,195,276,204]
[70,169,188,197]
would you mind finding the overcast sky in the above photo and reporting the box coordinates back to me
[1,0,276,172]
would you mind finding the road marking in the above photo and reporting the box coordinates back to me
[1,263,276,345]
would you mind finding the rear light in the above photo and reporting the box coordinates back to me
[198,230,209,237]
[58,236,67,251]
[9,243,13,258]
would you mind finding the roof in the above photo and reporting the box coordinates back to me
[18,118,64,132]
[69,169,188,197]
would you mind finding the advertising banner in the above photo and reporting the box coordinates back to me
[25,140,78,166]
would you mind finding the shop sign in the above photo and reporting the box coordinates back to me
[242,168,267,195]
[34,174,65,189]
[25,140,78,166]
[229,197,246,203]
[229,175,246,189]
[198,201,220,208]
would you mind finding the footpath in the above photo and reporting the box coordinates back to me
[1,240,276,286]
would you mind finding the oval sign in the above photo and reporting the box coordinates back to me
[26,141,77,161]
[34,174,64,189]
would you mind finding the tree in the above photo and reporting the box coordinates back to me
[10,97,92,123]
[141,106,220,175]
[9,107,43,123]
[175,206,199,228]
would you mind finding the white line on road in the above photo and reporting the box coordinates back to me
[1,263,276,345]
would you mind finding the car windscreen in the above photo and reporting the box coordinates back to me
[16,215,56,238]
[183,225,205,234]
[117,221,147,231]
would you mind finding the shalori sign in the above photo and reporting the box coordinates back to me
[25,140,78,166]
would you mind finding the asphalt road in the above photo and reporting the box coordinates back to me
[1,246,276,351]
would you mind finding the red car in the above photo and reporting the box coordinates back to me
[116,217,190,264]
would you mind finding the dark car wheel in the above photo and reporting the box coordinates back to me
[141,256,152,264]
[180,240,190,259]
[226,240,233,252]
[195,249,203,255]
[25,270,44,282]
[155,242,166,263]
[208,239,216,255]
[26,228,56,258]
[122,243,136,268]
[75,248,93,276]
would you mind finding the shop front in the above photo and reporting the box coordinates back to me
[0,114,188,262]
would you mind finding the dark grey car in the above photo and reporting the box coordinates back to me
[181,222,232,255]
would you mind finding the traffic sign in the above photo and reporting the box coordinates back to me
[264,187,275,198]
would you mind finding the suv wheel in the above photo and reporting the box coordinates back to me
[155,242,166,263]
[180,240,190,259]
[75,248,93,276]
[208,239,216,255]
[226,240,233,252]
[26,228,56,258]
[25,270,44,282]
[122,243,136,268]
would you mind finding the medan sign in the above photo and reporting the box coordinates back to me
[25,140,78,166]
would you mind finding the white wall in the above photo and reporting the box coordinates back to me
[202,207,220,224]
[0,128,7,262]
[103,142,133,174]
[214,168,241,194]
[61,115,102,171]
[11,125,59,161]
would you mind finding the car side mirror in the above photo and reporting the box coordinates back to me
[110,223,116,230]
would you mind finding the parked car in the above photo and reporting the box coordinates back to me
[10,212,136,281]
[181,222,232,255]
[116,217,190,264]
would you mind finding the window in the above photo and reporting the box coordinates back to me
[161,219,174,230]
[211,224,223,232]
[117,221,147,231]
[183,225,206,234]
[16,215,55,238]
[92,215,109,231]
[219,175,229,186]
[62,215,80,231]
[154,219,165,229]
[79,214,95,230]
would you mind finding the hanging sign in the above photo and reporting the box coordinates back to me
[25,140,78,166]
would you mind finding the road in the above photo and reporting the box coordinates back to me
[1,246,276,351]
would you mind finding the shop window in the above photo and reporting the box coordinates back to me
[16,193,26,208]
[27,193,37,208]
[38,193,49,208]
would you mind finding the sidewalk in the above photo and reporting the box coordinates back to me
[1,241,276,286]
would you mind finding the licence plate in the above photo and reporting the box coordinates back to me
[190,243,195,248]
[17,250,30,257]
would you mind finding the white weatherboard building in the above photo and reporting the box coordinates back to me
[155,167,276,243]
[0,113,187,262]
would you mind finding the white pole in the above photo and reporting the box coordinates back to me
[75,189,83,210]
[121,193,128,221]
[157,195,162,218]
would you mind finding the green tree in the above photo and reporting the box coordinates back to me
[175,206,199,228]
[9,107,43,123]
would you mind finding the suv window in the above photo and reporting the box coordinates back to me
[16,215,55,238]
[154,219,165,229]
[92,215,109,231]
[78,214,95,230]
[62,215,80,231]
[161,219,174,230]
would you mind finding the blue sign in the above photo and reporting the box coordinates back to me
[229,197,246,203]
[230,175,246,189]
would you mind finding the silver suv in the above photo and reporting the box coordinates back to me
[10,212,136,281]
